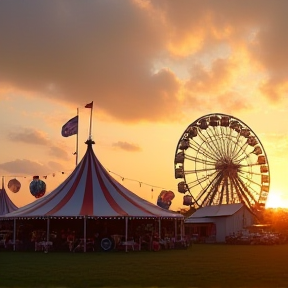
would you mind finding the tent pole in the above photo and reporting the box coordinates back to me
[13,218,16,251]
[174,219,177,241]
[125,217,128,253]
[84,216,87,253]
[181,219,185,240]
[46,217,50,242]
[75,107,79,166]
[88,103,93,140]
[180,219,184,241]
[46,217,50,253]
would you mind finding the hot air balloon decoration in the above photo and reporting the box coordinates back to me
[29,176,46,198]
[157,190,175,210]
[8,178,21,193]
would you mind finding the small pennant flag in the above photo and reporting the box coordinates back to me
[85,101,93,108]
[61,115,78,137]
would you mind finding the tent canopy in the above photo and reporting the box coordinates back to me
[0,177,18,215]
[2,140,183,219]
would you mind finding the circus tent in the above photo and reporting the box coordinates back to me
[1,139,183,251]
[2,140,182,219]
[0,177,18,216]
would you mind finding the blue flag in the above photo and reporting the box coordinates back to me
[61,116,78,137]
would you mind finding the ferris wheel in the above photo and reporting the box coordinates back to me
[174,113,270,211]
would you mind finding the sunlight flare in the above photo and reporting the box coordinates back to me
[266,191,284,208]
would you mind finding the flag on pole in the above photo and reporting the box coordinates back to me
[61,115,78,137]
[85,101,93,108]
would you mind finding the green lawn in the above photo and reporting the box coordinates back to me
[1,244,288,288]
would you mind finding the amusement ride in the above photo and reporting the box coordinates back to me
[174,113,270,212]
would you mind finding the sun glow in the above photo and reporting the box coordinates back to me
[266,191,285,208]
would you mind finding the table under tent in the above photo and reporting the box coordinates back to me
[1,140,184,252]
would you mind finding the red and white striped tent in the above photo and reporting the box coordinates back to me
[2,140,182,219]
[1,140,183,251]
[0,177,18,216]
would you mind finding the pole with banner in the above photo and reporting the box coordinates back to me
[61,113,79,166]
[75,107,79,166]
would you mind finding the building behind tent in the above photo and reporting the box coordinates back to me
[184,203,256,243]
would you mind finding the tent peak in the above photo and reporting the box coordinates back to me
[85,139,95,146]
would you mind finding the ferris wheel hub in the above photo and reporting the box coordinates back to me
[215,161,240,178]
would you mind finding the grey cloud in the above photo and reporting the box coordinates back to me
[0,159,52,175]
[7,128,50,145]
[1,0,288,121]
[47,161,67,173]
[48,145,72,161]
[0,158,67,176]
[0,0,183,123]
[112,141,141,152]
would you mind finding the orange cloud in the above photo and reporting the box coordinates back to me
[185,58,236,94]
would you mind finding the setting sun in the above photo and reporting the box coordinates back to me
[266,191,286,208]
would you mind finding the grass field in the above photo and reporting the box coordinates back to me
[1,244,288,288]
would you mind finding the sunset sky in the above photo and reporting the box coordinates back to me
[0,0,288,210]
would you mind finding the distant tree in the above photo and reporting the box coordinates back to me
[261,208,288,233]
[178,206,197,218]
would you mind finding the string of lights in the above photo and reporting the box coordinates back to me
[0,170,73,180]
[106,169,177,195]
[1,167,178,198]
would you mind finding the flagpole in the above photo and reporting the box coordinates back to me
[88,102,93,140]
[76,107,79,166]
